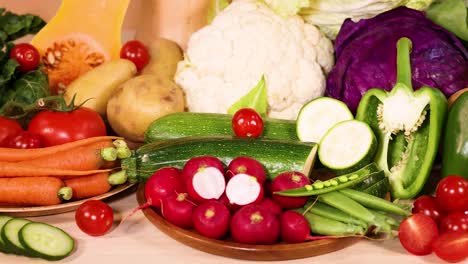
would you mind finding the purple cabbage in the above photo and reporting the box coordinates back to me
[326,7,468,112]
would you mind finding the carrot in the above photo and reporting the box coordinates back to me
[0,136,121,162]
[0,177,66,206]
[64,172,112,200]
[0,161,110,177]
[19,140,115,171]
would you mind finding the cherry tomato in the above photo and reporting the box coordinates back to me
[120,40,149,71]
[412,195,446,224]
[398,213,439,256]
[9,43,40,72]
[28,107,106,147]
[0,117,23,147]
[435,176,468,212]
[232,108,264,138]
[75,200,114,236]
[8,131,42,149]
[439,211,468,233]
[432,231,468,263]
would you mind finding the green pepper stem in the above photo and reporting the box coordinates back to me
[396,37,413,91]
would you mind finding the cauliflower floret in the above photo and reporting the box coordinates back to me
[175,0,334,120]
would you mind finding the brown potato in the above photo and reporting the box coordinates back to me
[106,74,185,142]
[141,38,183,79]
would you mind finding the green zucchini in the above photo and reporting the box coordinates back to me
[122,136,317,182]
[144,112,298,143]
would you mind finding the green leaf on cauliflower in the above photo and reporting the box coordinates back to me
[228,75,268,116]
[426,0,468,41]
[207,0,231,24]
[263,0,310,17]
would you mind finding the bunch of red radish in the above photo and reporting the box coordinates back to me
[398,175,468,263]
[140,155,315,244]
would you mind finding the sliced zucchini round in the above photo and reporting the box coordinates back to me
[1,218,31,256]
[296,97,353,143]
[19,222,74,261]
[318,120,377,174]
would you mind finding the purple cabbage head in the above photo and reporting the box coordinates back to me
[326,7,468,112]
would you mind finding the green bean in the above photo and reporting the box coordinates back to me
[339,189,411,216]
[275,163,382,197]
[319,191,376,224]
[298,209,367,236]
[303,201,368,228]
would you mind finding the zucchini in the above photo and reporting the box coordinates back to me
[19,222,74,261]
[144,112,298,143]
[318,120,377,174]
[0,215,13,253]
[122,136,317,182]
[1,218,31,255]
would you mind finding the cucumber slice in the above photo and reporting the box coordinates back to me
[318,120,377,174]
[19,222,74,261]
[0,216,13,253]
[1,218,31,255]
[296,97,353,142]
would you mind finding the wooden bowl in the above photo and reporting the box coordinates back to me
[137,184,359,261]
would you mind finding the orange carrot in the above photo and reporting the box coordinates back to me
[0,136,121,162]
[64,172,112,200]
[0,177,65,206]
[19,140,115,171]
[0,161,110,177]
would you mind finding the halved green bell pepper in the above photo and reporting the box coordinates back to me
[356,38,448,199]
[442,92,468,179]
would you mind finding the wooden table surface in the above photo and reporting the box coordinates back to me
[0,187,442,264]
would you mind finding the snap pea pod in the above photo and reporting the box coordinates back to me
[318,191,376,224]
[338,188,411,216]
[368,209,401,228]
[275,163,381,197]
[297,209,367,236]
[303,201,368,228]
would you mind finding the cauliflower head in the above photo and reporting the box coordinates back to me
[175,0,334,120]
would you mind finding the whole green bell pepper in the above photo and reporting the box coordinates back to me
[356,38,447,199]
[442,92,468,179]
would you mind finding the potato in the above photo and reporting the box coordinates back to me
[106,74,185,142]
[64,59,137,115]
[141,38,183,78]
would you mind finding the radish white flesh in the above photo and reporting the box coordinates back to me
[192,167,226,200]
[226,173,263,206]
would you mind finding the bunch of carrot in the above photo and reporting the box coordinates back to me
[0,136,126,206]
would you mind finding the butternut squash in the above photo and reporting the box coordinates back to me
[31,0,130,94]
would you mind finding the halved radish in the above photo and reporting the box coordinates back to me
[181,156,225,182]
[186,167,226,203]
[226,156,266,184]
[225,173,264,206]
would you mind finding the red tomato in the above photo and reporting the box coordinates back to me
[0,117,23,147]
[440,211,468,233]
[28,107,106,147]
[398,213,439,255]
[432,231,468,263]
[120,40,149,71]
[8,131,42,149]
[9,43,40,72]
[75,200,114,236]
[412,195,446,224]
[435,176,468,212]
[232,108,264,138]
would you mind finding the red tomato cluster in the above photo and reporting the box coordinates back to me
[399,175,468,263]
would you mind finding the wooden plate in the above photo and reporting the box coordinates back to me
[0,183,136,217]
[137,184,359,261]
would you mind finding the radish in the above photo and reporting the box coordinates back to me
[218,193,241,213]
[271,171,311,209]
[182,155,225,182]
[280,211,310,243]
[225,173,264,206]
[259,197,282,216]
[144,167,186,208]
[193,201,231,239]
[186,167,226,203]
[231,204,280,244]
[226,156,266,184]
[161,193,197,229]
